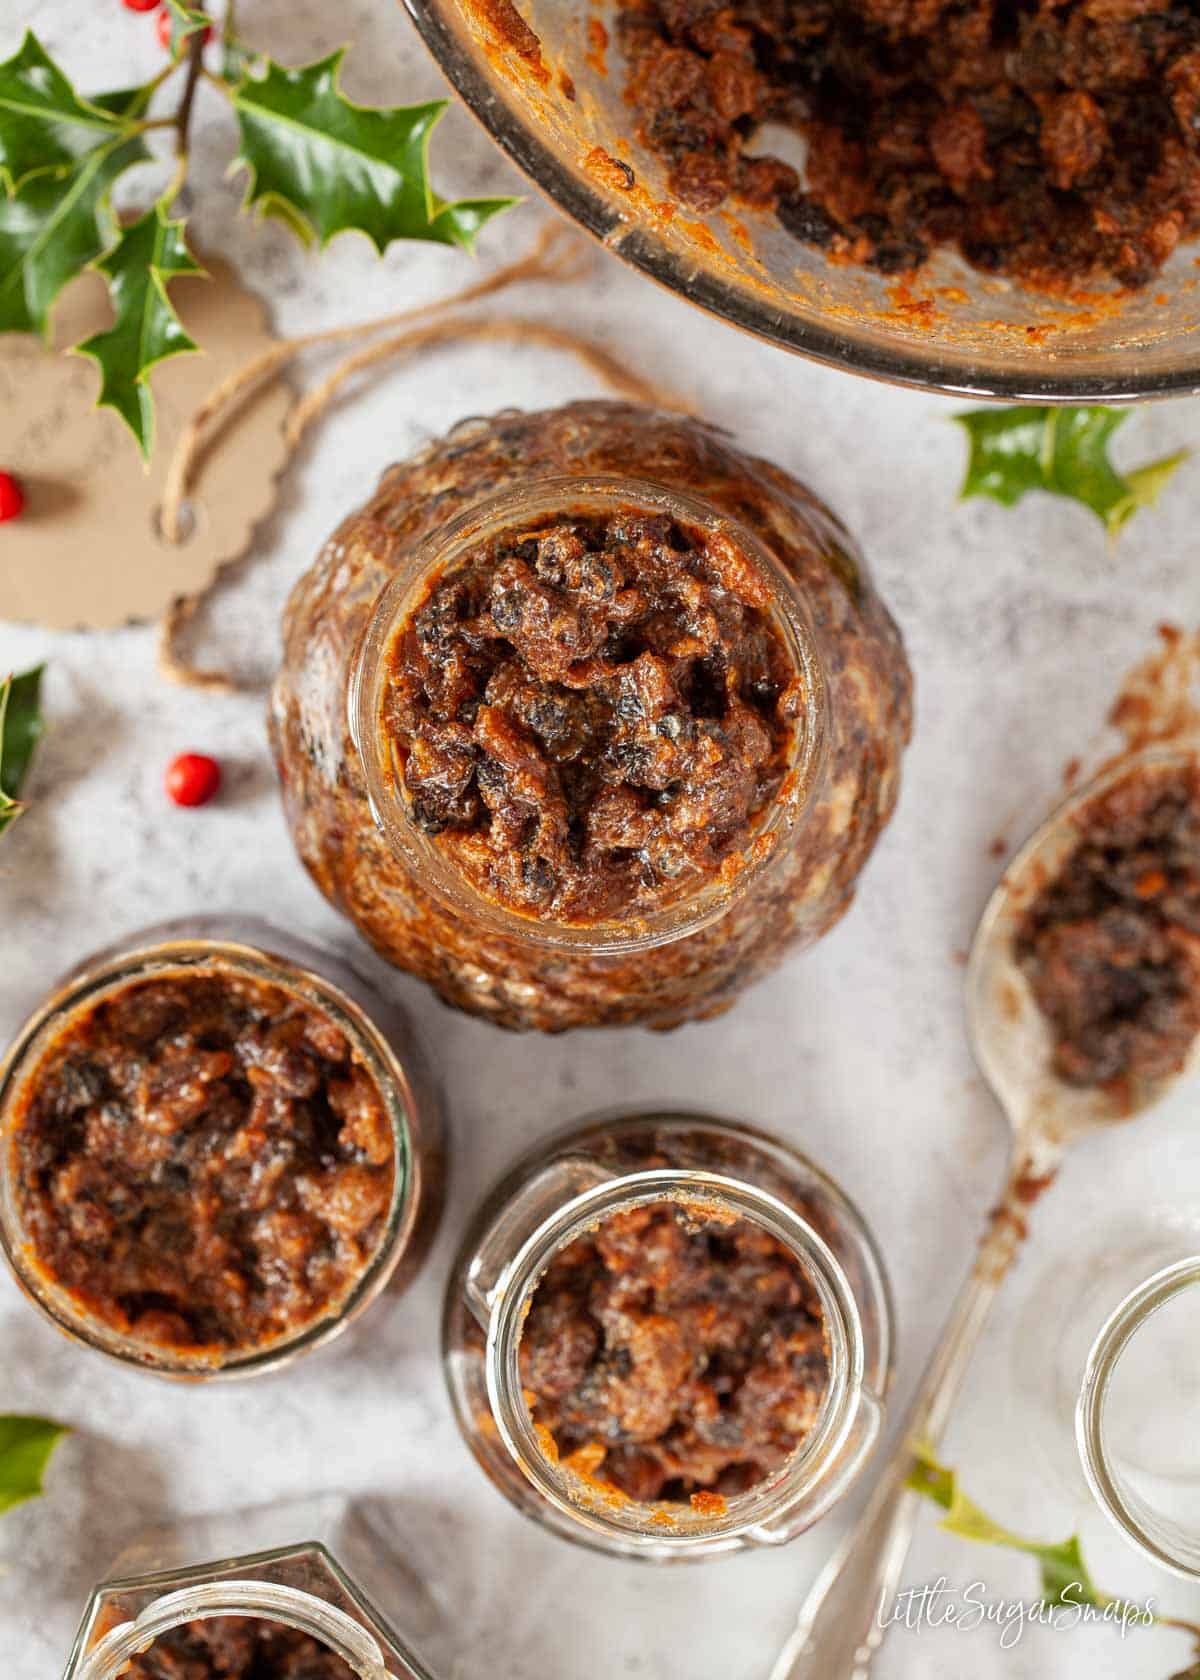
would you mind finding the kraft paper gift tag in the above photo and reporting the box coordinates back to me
[0,254,290,629]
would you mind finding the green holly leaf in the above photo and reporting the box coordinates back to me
[0,33,132,195]
[229,50,518,254]
[0,665,47,837]
[75,203,203,459]
[161,0,212,59]
[956,407,1189,537]
[0,664,46,801]
[0,132,149,336]
[907,1443,1107,1610]
[0,1415,69,1515]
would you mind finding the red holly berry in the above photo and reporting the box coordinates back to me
[121,0,162,11]
[0,472,24,523]
[165,752,222,808]
[157,8,213,50]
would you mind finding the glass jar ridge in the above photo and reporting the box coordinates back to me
[443,1110,894,1559]
[270,401,912,1031]
[0,915,442,1379]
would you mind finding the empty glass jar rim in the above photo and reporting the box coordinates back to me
[1076,1255,1200,1580]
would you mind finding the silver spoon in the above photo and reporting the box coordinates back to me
[768,740,1200,1680]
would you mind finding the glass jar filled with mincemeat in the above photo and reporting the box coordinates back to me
[64,1499,439,1680]
[269,401,912,1032]
[0,917,442,1378]
[443,1110,894,1559]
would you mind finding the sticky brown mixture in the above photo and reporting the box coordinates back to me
[519,1199,830,1502]
[10,970,396,1356]
[1016,764,1200,1088]
[381,508,798,924]
[118,1617,356,1680]
[617,0,1200,287]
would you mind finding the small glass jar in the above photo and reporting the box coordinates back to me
[64,1495,439,1680]
[0,916,443,1379]
[443,1109,894,1559]
[1076,1256,1200,1580]
[269,401,911,1032]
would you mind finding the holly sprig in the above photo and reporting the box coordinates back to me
[0,12,518,457]
[909,1444,1200,1671]
[956,406,1189,537]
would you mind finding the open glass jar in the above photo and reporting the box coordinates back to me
[65,1496,438,1680]
[0,916,442,1379]
[1076,1256,1200,1580]
[443,1110,894,1559]
[270,401,912,1031]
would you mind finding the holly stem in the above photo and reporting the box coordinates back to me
[173,12,209,155]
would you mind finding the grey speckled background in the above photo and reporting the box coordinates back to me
[3,3,1200,1677]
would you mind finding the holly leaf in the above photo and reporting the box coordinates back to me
[0,133,149,336]
[0,665,46,837]
[229,50,518,254]
[0,1415,69,1515]
[956,407,1189,537]
[0,665,46,800]
[75,204,203,458]
[0,33,133,194]
[161,0,211,58]
[907,1443,1107,1610]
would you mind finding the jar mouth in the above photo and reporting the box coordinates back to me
[76,1581,396,1680]
[0,928,418,1380]
[350,474,830,956]
[1076,1255,1200,1579]
[482,1168,866,1551]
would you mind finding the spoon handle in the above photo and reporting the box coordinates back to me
[768,1150,1055,1680]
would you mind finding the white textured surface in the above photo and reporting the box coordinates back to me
[4,3,1200,1676]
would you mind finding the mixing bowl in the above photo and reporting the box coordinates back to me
[402,0,1200,402]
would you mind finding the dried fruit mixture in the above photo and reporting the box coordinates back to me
[11,970,396,1355]
[1016,763,1200,1088]
[520,1198,830,1502]
[617,0,1200,285]
[382,505,798,924]
[118,1617,356,1679]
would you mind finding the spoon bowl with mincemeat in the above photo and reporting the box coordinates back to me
[768,740,1200,1679]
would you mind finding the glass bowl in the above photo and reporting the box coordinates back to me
[401,0,1200,402]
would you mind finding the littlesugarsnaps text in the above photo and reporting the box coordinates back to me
[877,1578,1156,1650]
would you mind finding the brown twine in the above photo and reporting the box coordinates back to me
[159,222,590,545]
[157,590,240,693]
[283,313,689,450]
[156,229,692,693]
